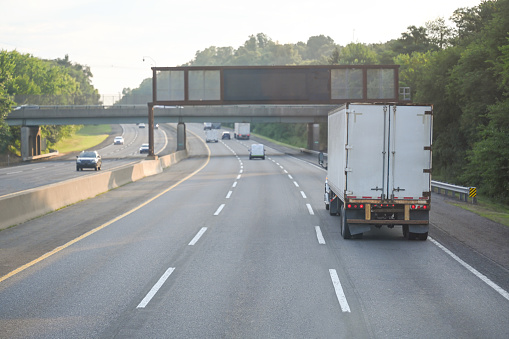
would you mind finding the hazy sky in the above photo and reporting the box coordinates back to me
[1,0,484,101]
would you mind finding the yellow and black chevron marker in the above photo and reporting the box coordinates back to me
[469,187,477,198]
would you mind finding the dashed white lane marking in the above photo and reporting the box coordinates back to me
[232,182,237,187]
[306,203,314,215]
[284,170,288,174]
[240,169,243,174]
[329,269,351,313]
[236,174,241,179]
[300,191,307,199]
[214,204,225,216]
[429,237,509,301]
[189,227,207,246]
[315,226,326,244]
[293,181,300,187]
[137,267,175,309]
[226,191,232,199]
[288,174,293,179]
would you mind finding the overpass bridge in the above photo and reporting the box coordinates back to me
[6,104,337,159]
[6,65,402,159]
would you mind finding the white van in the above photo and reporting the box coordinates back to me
[205,129,218,143]
[249,144,265,160]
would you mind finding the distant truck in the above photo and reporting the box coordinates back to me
[203,122,212,130]
[319,103,432,240]
[205,129,218,143]
[211,123,222,129]
[234,123,250,140]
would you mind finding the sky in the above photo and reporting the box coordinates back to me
[0,0,484,103]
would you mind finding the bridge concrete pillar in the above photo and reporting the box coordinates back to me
[21,126,41,160]
[307,123,320,151]
[177,122,186,151]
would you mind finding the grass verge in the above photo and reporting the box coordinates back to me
[449,196,509,227]
[52,125,111,153]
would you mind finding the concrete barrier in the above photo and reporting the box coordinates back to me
[0,150,188,229]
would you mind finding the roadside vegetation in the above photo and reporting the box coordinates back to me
[450,198,509,227]
[51,125,110,153]
[1,0,508,206]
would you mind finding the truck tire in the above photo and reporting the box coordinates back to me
[340,204,351,239]
[407,229,428,241]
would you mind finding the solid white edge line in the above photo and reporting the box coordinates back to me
[226,191,232,199]
[189,227,207,246]
[329,269,351,312]
[300,191,307,199]
[429,237,509,301]
[214,204,225,215]
[315,226,326,244]
[137,267,175,309]
[306,203,314,215]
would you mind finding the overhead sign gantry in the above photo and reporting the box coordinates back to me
[147,65,400,155]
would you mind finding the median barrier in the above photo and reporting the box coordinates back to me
[0,150,188,229]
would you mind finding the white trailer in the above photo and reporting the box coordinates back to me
[320,103,433,240]
[205,129,218,143]
[234,123,250,140]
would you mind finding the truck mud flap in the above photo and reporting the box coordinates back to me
[348,224,372,236]
[408,224,429,234]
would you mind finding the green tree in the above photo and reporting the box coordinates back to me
[426,17,453,49]
[0,51,99,151]
[330,43,379,65]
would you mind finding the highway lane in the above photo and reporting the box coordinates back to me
[0,123,174,197]
[1,126,509,338]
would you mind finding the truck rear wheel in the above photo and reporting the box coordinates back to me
[340,204,351,239]
[407,229,428,241]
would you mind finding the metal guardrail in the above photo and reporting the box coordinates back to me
[431,180,477,203]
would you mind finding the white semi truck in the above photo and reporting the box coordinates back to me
[319,103,433,240]
[234,123,250,140]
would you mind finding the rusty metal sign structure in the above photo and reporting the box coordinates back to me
[149,65,399,105]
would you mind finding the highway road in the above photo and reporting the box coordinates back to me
[0,123,174,197]
[0,123,508,338]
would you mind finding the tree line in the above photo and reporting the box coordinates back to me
[0,52,100,153]
[2,0,508,202]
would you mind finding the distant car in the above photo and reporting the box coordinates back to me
[76,151,102,171]
[113,136,124,145]
[139,123,146,128]
[155,123,159,129]
[221,131,231,140]
[139,143,149,154]
[249,144,265,160]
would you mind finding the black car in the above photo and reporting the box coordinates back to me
[76,151,102,171]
